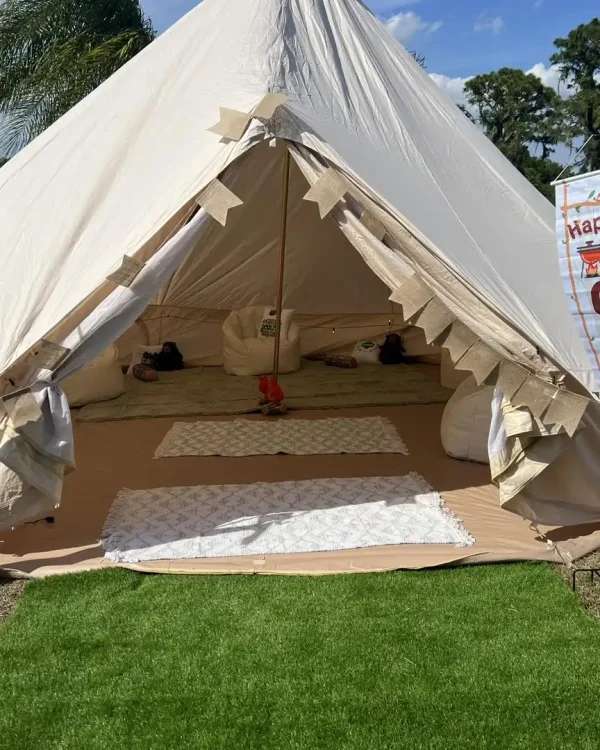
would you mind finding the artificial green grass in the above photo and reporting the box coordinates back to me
[1,565,599,750]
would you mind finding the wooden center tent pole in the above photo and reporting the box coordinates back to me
[272,142,291,384]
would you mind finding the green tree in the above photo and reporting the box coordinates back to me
[0,0,155,154]
[551,18,600,173]
[522,153,566,201]
[457,104,475,123]
[464,67,565,158]
[410,51,426,69]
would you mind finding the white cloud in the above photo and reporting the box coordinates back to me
[385,11,443,43]
[428,73,474,111]
[428,63,575,116]
[533,0,543,7]
[526,63,567,95]
[474,15,505,35]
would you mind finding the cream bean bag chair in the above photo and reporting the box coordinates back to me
[223,306,301,376]
[62,345,125,407]
[440,378,494,464]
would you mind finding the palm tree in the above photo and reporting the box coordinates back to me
[0,0,155,154]
[410,51,426,69]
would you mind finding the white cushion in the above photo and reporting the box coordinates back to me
[352,341,380,364]
[440,378,494,464]
[62,348,125,407]
[127,344,162,375]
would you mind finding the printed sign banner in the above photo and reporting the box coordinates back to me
[556,173,600,393]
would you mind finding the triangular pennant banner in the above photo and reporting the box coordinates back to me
[207,107,252,141]
[253,93,287,120]
[390,276,434,320]
[442,320,479,364]
[28,340,70,371]
[496,360,529,400]
[3,389,42,429]
[416,298,454,344]
[303,168,347,218]
[107,255,145,287]
[454,340,501,385]
[359,209,386,241]
[543,389,589,438]
[512,376,557,419]
[195,180,243,226]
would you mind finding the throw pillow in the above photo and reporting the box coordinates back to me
[352,340,380,364]
[258,307,293,340]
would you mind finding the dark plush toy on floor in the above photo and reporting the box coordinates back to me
[378,333,406,365]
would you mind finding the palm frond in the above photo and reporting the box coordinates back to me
[0,0,155,153]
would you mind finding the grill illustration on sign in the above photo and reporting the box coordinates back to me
[578,241,600,278]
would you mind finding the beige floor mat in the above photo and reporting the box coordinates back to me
[153,416,408,458]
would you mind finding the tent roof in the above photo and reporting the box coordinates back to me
[0,0,593,389]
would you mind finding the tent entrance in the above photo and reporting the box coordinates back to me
[113,139,414,368]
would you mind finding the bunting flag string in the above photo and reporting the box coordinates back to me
[28,340,70,371]
[252,93,288,120]
[207,107,253,141]
[512,376,557,420]
[359,209,386,241]
[195,179,243,226]
[415,298,454,344]
[544,389,589,438]
[107,255,145,287]
[442,320,479,364]
[495,361,529,400]
[454,340,502,386]
[303,168,348,218]
[2,389,42,429]
[207,94,288,142]
[390,275,434,320]
[387,271,593,438]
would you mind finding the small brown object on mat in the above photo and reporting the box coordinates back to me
[132,364,158,382]
[325,355,358,369]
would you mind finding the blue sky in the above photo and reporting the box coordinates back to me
[141,0,598,108]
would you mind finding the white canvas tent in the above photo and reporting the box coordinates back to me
[1,0,599,534]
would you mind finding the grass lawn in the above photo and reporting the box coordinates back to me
[1,564,599,750]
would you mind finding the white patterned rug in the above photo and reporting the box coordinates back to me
[154,417,408,458]
[101,473,474,563]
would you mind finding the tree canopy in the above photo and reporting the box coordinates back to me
[551,18,600,173]
[0,0,154,154]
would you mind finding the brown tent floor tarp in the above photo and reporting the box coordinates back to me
[2,404,600,578]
